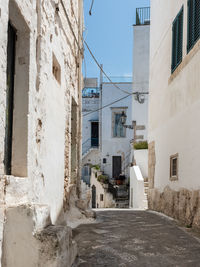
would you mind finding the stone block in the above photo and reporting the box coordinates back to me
[2,204,77,267]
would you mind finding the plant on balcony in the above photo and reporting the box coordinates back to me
[97,175,109,184]
[134,141,148,150]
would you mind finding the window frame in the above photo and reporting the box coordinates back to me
[112,110,126,138]
[171,6,184,73]
[170,153,179,181]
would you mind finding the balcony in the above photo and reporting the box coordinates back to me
[136,7,150,26]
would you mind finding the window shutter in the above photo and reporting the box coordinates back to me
[187,0,200,52]
[171,7,183,73]
[194,0,200,42]
[177,9,183,66]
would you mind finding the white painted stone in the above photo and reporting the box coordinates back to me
[129,166,146,209]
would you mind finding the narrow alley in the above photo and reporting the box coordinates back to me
[73,210,200,267]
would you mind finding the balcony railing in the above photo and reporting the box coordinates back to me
[136,7,150,25]
[82,87,100,98]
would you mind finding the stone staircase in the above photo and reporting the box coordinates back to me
[143,177,149,209]
[115,185,129,209]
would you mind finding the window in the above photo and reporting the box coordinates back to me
[170,154,178,181]
[171,7,183,73]
[100,194,104,201]
[103,158,106,164]
[113,113,125,138]
[187,0,200,52]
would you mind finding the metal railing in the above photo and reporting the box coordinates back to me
[136,7,150,25]
[82,138,99,155]
[82,87,100,98]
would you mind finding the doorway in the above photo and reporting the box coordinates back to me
[92,185,96,208]
[4,22,17,175]
[112,156,122,179]
[91,121,99,147]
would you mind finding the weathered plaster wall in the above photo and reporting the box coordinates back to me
[0,0,83,223]
[90,169,115,209]
[149,0,200,227]
[0,0,84,265]
[101,83,132,179]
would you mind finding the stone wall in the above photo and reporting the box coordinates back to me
[148,187,200,229]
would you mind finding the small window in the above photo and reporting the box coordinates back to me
[103,158,106,164]
[100,194,104,201]
[171,7,183,73]
[52,53,61,84]
[170,154,178,181]
[187,0,200,53]
[113,113,125,138]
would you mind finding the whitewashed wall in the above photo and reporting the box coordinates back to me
[132,25,150,141]
[0,0,83,224]
[149,0,200,192]
[101,83,132,179]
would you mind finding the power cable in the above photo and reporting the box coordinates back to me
[84,41,133,95]
[83,91,149,117]
[59,1,134,96]
[83,94,132,117]
[89,0,95,15]
[59,1,149,102]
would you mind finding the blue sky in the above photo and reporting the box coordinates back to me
[83,0,150,80]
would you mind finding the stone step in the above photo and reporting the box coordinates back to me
[144,177,148,183]
[144,182,149,187]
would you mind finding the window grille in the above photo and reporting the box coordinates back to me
[171,7,184,73]
[187,0,200,52]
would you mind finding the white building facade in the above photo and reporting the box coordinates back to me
[148,0,200,228]
[129,7,150,209]
[101,82,133,181]
[0,1,85,266]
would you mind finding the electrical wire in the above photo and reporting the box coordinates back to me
[83,91,149,117]
[83,94,132,117]
[59,0,149,112]
[89,0,95,15]
[84,41,133,95]
[59,0,134,96]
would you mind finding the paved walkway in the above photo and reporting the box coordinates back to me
[73,210,200,267]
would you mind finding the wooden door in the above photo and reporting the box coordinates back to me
[112,156,122,179]
[92,185,96,208]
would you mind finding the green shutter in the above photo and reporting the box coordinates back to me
[187,0,200,53]
[171,7,183,73]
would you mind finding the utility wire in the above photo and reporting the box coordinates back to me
[59,0,149,110]
[84,41,133,95]
[83,94,132,117]
[83,91,149,117]
[59,1,135,96]
[89,0,95,15]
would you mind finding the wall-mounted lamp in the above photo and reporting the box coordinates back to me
[120,111,135,129]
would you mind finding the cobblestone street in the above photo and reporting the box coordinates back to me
[73,210,200,267]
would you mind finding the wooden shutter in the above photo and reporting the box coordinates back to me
[171,7,183,73]
[187,0,200,52]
